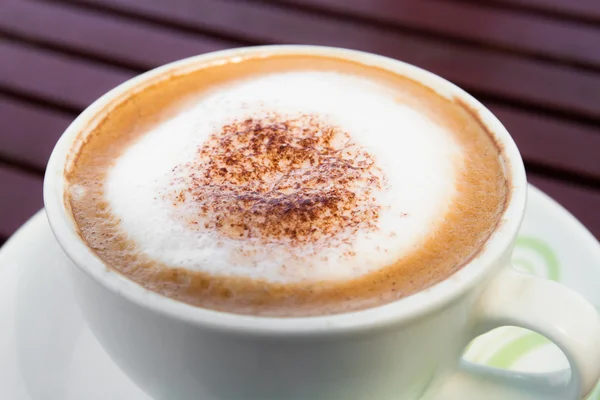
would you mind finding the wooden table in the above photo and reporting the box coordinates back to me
[1,0,599,246]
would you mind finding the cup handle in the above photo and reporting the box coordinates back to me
[425,267,600,400]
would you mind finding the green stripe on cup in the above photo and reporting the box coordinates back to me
[471,329,521,364]
[515,237,560,281]
[587,383,600,400]
[484,332,550,369]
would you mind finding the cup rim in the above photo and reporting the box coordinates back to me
[43,45,527,336]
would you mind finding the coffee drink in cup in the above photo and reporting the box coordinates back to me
[65,52,509,317]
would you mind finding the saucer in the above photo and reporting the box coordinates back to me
[1,185,599,399]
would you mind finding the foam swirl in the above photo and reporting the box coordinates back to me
[105,71,462,283]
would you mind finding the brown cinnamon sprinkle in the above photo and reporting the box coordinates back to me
[165,113,385,244]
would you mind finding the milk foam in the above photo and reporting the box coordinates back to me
[102,71,462,283]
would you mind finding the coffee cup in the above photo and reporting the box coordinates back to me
[44,45,600,400]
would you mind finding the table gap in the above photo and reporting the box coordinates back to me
[0,153,45,177]
[0,85,81,115]
[0,29,147,73]
[524,163,600,191]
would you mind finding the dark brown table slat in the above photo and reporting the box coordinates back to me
[1,0,237,71]
[530,176,600,239]
[0,96,71,172]
[266,0,600,70]
[490,106,600,181]
[486,0,600,23]
[0,165,43,238]
[1,39,599,181]
[0,39,130,111]
[60,0,600,122]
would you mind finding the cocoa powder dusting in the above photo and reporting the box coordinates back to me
[165,113,385,244]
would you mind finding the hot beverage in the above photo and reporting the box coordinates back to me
[65,52,509,316]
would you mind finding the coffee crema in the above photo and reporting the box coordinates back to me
[66,52,509,317]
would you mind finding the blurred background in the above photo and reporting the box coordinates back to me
[0,0,599,244]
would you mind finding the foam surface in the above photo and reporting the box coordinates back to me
[103,71,462,283]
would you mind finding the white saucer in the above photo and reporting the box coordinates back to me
[1,185,599,400]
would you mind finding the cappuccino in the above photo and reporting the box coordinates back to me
[66,52,509,316]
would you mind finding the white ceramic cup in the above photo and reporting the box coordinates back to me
[44,45,600,400]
